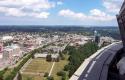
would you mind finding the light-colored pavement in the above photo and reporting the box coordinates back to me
[49,62,55,76]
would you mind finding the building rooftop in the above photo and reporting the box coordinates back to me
[2,36,13,41]
[4,44,20,51]
[70,42,123,80]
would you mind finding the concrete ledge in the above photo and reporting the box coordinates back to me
[70,42,122,80]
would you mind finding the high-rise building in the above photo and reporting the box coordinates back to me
[117,1,125,51]
[116,1,125,80]
[94,30,100,44]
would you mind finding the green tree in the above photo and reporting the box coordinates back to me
[65,42,98,77]
[46,55,52,62]
[44,72,49,77]
[18,72,22,80]
[47,76,54,80]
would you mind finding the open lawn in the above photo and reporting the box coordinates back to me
[22,58,53,80]
[23,58,53,73]
[52,60,69,80]
[22,54,69,80]
[52,54,69,80]
[22,74,45,80]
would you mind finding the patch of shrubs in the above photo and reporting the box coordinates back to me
[57,71,67,80]
[47,76,54,80]
[44,72,49,77]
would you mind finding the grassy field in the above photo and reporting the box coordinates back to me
[52,54,69,80]
[22,74,45,80]
[22,58,53,80]
[22,54,69,80]
[52,60,69,80]
[23,58,53,73]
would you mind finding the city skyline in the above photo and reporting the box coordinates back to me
[0,0,124,26]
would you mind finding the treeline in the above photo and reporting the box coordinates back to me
[4,55,32,80]
[63,42,98,77]
[0,68,8,80]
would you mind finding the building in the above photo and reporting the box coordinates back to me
[0,42,3,53]
[3,44,22,65]
[117,1,125,51]
[94,30,100,44]
[34,53,59,62]
[2,36,13,42]
[70,42,123,80]
[0,42,3,59]
[98,36,115,47]
[34,52,48,58]
[116,1,125,80]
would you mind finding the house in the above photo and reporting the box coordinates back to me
[34,53,48,58]
[2,36,13,42]
[51,54,60,62]
[34,53,60,62]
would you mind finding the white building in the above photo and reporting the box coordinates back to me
[2,36,13,42]
[3,44,22,65]
[34,53,48,58]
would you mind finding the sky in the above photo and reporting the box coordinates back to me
[0,0,124,26]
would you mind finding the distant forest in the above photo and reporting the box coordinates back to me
[0,26,121,40]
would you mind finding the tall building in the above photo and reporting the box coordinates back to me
[3,44,22,65]
[116,1,125,80]
[94,30,100,44]
[117,1,125,51]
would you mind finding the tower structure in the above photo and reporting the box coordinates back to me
[117,0,125,51]
[94,30,100,44]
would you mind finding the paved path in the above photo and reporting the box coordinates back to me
[20,59,33,73]
[22,72,44,76]
[49,62,55,76]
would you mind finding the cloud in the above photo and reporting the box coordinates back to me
[29,12,50,19]
[0,0,55,18]
[59,9,86,19]
[0,7,26,17]
[59,9,115,21]
[103,0,124,13]
[0,0,55,10]
[0,6,50,19]
[89,9,115,21]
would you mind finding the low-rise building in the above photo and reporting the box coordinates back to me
[2,36,13,42]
